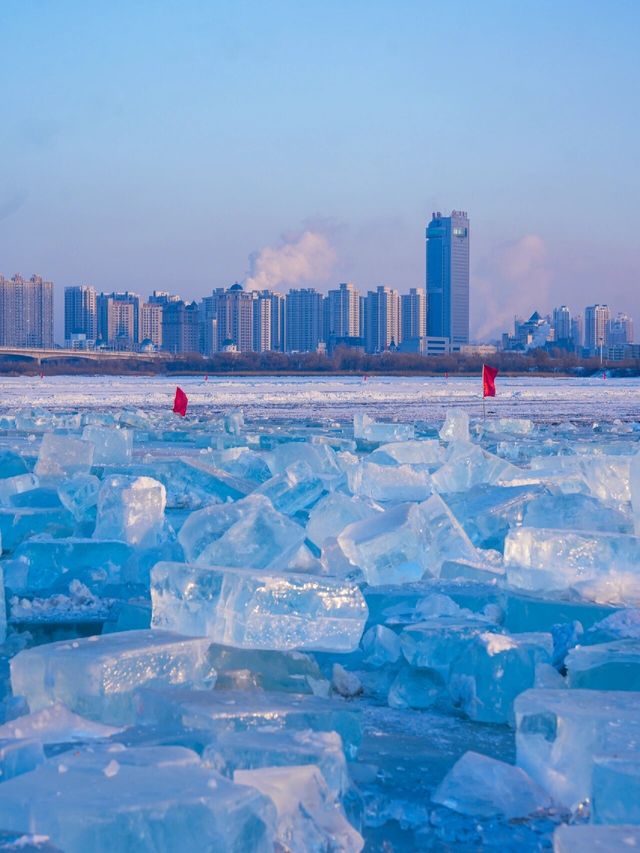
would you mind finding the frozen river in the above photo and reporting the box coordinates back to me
[0,373,638,423]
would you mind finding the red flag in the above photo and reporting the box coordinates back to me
[173,386,188,417]
[482,364,498,398]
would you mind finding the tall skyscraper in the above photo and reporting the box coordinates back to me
[268,292,286,353]
[426,210,469,350]
[364,286,401,353]
[64,286,97,344]
[401,287,427,342]
[285,289,324,352]
[552,305,572,342]
[584,304,610,353]
[326,283,361,342]
[0,274,54,348]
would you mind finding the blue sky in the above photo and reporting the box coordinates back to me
[1,0,639,341]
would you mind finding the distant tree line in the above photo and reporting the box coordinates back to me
[1,346,639,377]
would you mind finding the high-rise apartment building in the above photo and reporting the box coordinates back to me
[364,286,401,353]
[426,210,469,350]
[140,302,163,348]
[0,274,54,348]
[64,286,97,344]
[268,292,286,353]
[214,284,254,352]
[552,305,572,342]
[162,300,200,353]
[584,304,610,353]
[401,287,427,342]
[325,283,361,344]
[252,291,272,353]
[571,315,584,349]
[97,292,142,347]
[285,289,324,352]
[607,313,634,346]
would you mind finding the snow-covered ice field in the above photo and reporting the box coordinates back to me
[0,373,638,422]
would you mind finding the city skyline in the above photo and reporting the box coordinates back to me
[1,2,638,345]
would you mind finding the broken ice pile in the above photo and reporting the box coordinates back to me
[0,398,640,849]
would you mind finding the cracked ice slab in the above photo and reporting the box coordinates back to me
[151,562,368,652]
[10,629,214,725]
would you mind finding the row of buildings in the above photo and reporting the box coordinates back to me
[502,304,636,359]
[61,282,437,355]
[1,211,473,355]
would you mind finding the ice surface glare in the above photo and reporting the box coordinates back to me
[93,475,166,547]
[235,764,364,853]
[34,434,94,478]
[151,562,368,652]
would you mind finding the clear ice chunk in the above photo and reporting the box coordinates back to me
[57,474,100,521]
[205,728,349,800]
[337,495,478,586]
[207,643,325,693]
[439,409,469,442]
[483,417,534,436]
[432,750,552,818]
[10,629,214,725]
[504,527,640,604]
[515,688,640,808]
[523,492,632,534]
[554,825,640,853]
[306,492,381,549]
[178,494,305,569]
[0,703,124,744]
[151,562,367,652]
[566,639,640,690]
[0,737,45,781]
[254,461,325,515]
[370,439,444,467]
[134,688,361,757]
[347,459,432,502]
[449,632,552,724]
[82,425,132,464]
[592,753,640,824]
[400,617,492,678]
[354,414,414,443]
[235,765,364,853]
[93,475,166,547]
[0,746,275,853]
[632,451,640,535]
[34,434,94,478]
[0,450,28,479]
[0,473,39,506]
[0,507,75,553]
[432,443,522,493]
